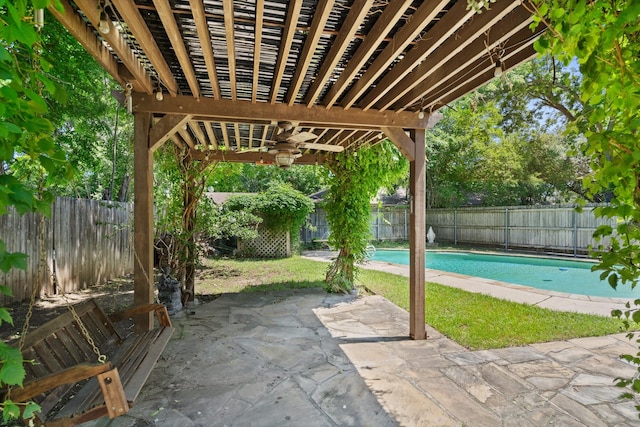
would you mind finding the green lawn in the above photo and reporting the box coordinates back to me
[197,256,627,350]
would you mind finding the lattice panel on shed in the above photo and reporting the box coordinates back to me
[239,228,290,258]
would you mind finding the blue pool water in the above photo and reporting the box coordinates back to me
[370,250,640,298]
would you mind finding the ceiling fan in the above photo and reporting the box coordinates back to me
[252,121,344,168]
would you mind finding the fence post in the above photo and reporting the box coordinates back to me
[504,208,509,251]
[404,209,408,241]
[573,208,578,257]
[454,209,458,245]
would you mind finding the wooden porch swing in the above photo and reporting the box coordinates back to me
[6,298,173,426]
[3,221,174,426]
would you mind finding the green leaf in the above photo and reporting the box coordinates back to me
[32,0,50,10]
[0,284,13,297]
[23,401,41,420]
[0,308,13,326]
[1,121,22,134]
[0,251,28,273]
[2,400,20,424]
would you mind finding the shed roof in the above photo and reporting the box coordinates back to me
[50,0,543,162]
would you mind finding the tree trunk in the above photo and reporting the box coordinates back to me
[182,176,197,303]
[117,174,131,202]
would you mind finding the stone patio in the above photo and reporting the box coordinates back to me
[85,288,640,426]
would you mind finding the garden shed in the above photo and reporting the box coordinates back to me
[47,0,544,338]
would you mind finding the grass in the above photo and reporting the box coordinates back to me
[196,256,628,350]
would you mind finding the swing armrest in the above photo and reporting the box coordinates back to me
[109,304,172,327]
[9,363,113,403]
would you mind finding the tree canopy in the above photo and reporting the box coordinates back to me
[425,61,581,208]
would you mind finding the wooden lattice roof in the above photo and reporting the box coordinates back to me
[51,0,543,163]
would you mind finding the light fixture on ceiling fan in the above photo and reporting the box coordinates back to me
[242,121,344,168]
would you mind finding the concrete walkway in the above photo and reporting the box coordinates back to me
[86,288,640,427]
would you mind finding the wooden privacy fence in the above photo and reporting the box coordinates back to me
[0,197,133,304]
[302,205,616,256]
[302,206,411,243]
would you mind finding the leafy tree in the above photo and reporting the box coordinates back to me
[200,195,261,243]
[40,15,132,200]
[530,0,640,401]
[4,12,132,201]
[426,69,582,207]
[208,162,329,196]
[324,141,408,292]
[0,0,72,421]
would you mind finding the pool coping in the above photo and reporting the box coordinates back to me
[302,250,636,317]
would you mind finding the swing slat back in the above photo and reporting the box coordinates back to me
[10,298,173,426]
[20,299,123,417]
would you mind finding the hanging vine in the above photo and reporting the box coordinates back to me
[324,140,408,293]
[154,145,218,302]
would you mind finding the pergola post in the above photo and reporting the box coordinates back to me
[409,128,426,340]
[133,112,154,332]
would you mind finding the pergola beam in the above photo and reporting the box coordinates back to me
[285,0,335,105]
[358,0,474,110]
[188,150,329,165]
[426,44,539,111]
[133,113,154,332]
[383,127,415,162]
[112,0,179,96]
[132,95,428,128]
[252,0,264,103]
[373,2,525,111]
[49,0,126,88]
[339,0,451,109]
[391,7,535,110]
[321,0,414,107]
[149,114,193,152]
[270,0,303,104]
[73,0,153,94]
[222,0,238,100]
[409,128,426,340]
[412,33,540,111]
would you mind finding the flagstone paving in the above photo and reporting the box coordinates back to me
[85,288,640,426]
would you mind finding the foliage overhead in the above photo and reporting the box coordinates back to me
[525,0,640,405]
[324,141,408,292]
[0,0,73,420]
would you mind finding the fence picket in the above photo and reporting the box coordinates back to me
[302,204,615,256]
[0,197,133,304]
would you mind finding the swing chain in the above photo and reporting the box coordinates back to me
[17,215,48,352]
[39,213,107,363]
[65,298,106,363]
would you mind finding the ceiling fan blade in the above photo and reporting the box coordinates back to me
[298,142,344,152]
[286,132,318,144]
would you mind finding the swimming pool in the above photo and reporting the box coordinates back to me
[369,250,640,299]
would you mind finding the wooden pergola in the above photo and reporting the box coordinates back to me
[49,0,543,338]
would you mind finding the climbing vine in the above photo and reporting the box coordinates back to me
[324,141,408,293]
[0,0,70,422]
